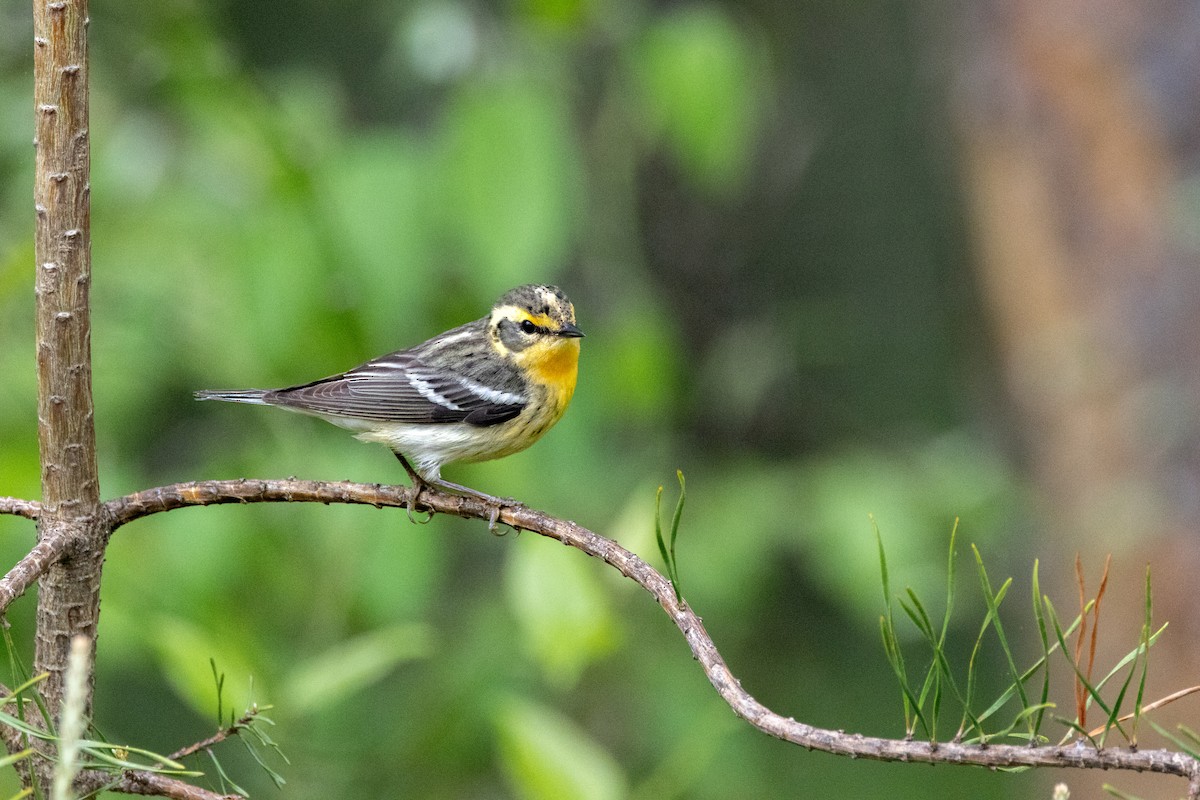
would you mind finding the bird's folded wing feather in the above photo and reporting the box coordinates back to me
[266,352,525,427]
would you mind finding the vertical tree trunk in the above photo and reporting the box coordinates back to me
[957,3,1200,796]
[32,0,105,721]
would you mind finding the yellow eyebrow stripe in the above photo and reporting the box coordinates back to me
[515,311,556,329]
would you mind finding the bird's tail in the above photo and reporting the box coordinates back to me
[194,389,270,405]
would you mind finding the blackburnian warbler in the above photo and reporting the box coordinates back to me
[196,284,583,521]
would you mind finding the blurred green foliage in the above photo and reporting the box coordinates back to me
[0,0,1034,797]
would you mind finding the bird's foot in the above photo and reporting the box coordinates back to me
[395,454,434,525]
[430,478,521,535]
[394,453,518,533]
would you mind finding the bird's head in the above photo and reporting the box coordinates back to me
[488,284,584,386]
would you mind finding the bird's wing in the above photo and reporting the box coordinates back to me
[265,350,526,427]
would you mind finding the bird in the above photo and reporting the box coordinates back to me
[196,284,584,527]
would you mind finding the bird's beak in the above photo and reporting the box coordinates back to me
[557,322,585,338]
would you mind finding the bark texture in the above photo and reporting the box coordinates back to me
[32,0,106,720]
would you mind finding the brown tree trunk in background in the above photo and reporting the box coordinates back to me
[32,0,105,727]
[958,2,1200,796]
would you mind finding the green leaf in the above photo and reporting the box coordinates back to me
[280,624,433,716]
[148,616,260,719]
[317,133,435,339]
[629,705,738,800]
[505,538,619,689]
[439,78,583,283]
[494,697,628,800]
[632,6,764,190]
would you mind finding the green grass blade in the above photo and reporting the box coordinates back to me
[1007,702,1057,732]
[973,546,1029,719]
[0,749,34,770]
[876,520,923,735]
[210,658,226,728]
[939,519,958,646]
[929,521,963,741]
[1090,624,1166,692]
[669,471,686,560]
[1148,720,1200,759]
[964,564,1016,736]
[206,749,249,798]
[879,617,918,735]
[895,598,938,734]
[1054,716,1099,748]
[654,485,670,577]
[653,474,686,602]
[76,741,191,772]
[1101,668,1135,746]
[243,739,287,789]
[1131,565,1152,744]
[900,586,982,743]
[1043,597,1126,741]
[874,516,891,607]
[899,592,935,641]
[0,709,56,741]
[960,596,994,740]
[1177,724,1200,748]
[1030,559,1052,739]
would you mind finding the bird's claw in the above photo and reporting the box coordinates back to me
[405,481,434,525]
[393,451,519,533]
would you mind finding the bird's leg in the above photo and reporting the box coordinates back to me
[394,453,434,525]
[394,454,516,533]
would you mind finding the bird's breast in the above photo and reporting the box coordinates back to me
[523,339,580,410]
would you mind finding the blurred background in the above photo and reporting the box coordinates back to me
[2,0,1199,797]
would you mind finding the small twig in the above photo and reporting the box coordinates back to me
[167,710,259,763]
[0,497,41,521]
[1087,685,1200,738]
[97,477,1200,789]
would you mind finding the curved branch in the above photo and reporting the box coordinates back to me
[105,479,416,528]
[0,498,40,521]
[103,478,1200,791]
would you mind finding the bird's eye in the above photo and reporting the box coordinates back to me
[519,319,538,335]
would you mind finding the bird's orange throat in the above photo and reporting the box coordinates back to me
[524,338,581,406]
